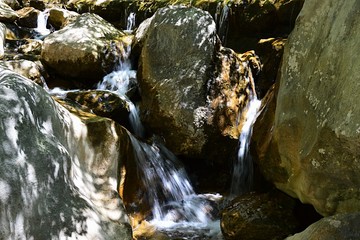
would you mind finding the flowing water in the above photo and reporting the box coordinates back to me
[34,11,51,38]
[126,12,136,32]
[230,62,262,198]
[215,2,230,44]
[49,13,261,239]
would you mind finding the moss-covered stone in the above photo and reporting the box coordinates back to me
[41,13,129,86]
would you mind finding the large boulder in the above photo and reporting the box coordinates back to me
[137,6,261,190]
[221,191,299,240]
[138,5,217,157]
[253,0,360,216]
[41,13,129,86]
[286,213,360,240]
[0,59,47,87]
[0,68,132,239]
[48,7,79,29]
[0,1,19,22]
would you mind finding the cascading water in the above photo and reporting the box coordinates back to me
[97,40,144,138]
[215,2,230,44]
[128,134,222,238]
[230,62,262,198]
[34,11,51,38]
[126,12,136,32]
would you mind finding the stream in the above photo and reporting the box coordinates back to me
[39,11,260,240]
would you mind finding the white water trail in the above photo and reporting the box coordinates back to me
[126,12,136,32]
[128,134,222,237]
[230,62,262,198]
[35,11,50,37]
[97,42,144,137]
[215,2,230,44]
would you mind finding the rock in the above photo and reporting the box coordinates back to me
[0,22,5,58]
[137,6,262,191]
[64,90,132,130]
[2,0,21,10]
[48,7,79,29]
[286,213,360,240]
[138,5,217,157]
[41,13,128,86]
[0,1,19,22]
[253,0,360,216]
[0,67,132,239]
[16,7,39,28]
[29,0,45,11]
[254,37,286,98]
[17,39,43,55]
[0,59,48,87]
[225,0,304,52]
[221,191,299,240]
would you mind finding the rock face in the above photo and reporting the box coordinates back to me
[137,6,261,190]
[221,191,299,240]
[48,7,79,29]
[41,13,127,85]
[254,0,360,216]
[138,5,217,157]
[0,68,132,239]
[65,90,132,129]
[0,60,47,87]
[286,213,360,240]
[0,1,19,22]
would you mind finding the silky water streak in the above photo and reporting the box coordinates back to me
[230,61,262,197]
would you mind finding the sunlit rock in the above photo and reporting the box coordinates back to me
[254,37,286,98]
[0,22,5,58]
[2,0,21,10]
[0,67,132,239]
[221,191,299,240]
[48,7,79,29]
[16,7,39,28]
[138,5,217,157]
[225,0,304,52]
[41,13,127,86]
[64,90,132,129]
[0,59,47,87]
[137,5,261,191]
[286,213,360,240]
[0,1,19,22]
[253,0,360,216]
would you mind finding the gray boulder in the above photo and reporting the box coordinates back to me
[286,213,360,240]
[137,6,262,191]
[41,13,128,86]
[0,67,132,239]
[0,1,19,22]
[254,0,360,216]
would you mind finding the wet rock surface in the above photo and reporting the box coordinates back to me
[253,0,360,216]
[221,191,300,240]
[286,213,360,240]
[0,68,132,239]
[41,13,127,86]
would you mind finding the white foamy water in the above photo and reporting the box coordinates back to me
[35,11,51,37]
[126,12,136,32]
[129,134,223,238]
[230,62,262,197]
[215,2,229,44]
[97,41,144,137]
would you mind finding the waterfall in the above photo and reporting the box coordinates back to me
[97,41,144,138]
[126,12,136,32]
[230,62,262,197]
[215,2,230,44]
[35,11,50,37]
[128,134,222,237]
